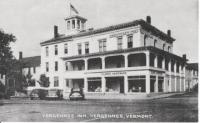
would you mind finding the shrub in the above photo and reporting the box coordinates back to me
[38,89,48,100]
[56,90,63,99]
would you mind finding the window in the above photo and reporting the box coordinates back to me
[46,62,49,72]
[163,44,165,50]
[78,43,82,55]
[67,21,70,30]
[168,46,171,52]
[33,67,36,73]
[45,46,49,57]
[127,35,133,48]
[154,39,157,47]
[72,20,75,29]
[117,36,123,50]
[64,43,68,54]
[55,45,58,55]
[66,79,69,87]
[85,42,89,54]
[65,62,68,71]
[99,39,106,52]
[54,76,59,87]
[77,20,80,29]
[55,61,58,71]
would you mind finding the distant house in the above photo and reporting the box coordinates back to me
[19,52,41,89]
[185,63,198,91]
[5,52,41,96]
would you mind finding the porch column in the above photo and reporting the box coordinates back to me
[124,75,128,94]
[84,77,88,93]
[183,65,186,91]
[163,76,166,92]
[154,55,158,68]
[179,65,182,92]
[102,77,106,93]
[145,52,150,67]
[155,75,158,92]
[124,54,128,68]
[146,74,150,94]
[84,59,88,70]
[174,62,177,92]
[168,60,172,92]
[102,56,105,69]
[74,19,77,29]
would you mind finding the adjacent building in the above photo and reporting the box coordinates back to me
[40,7,189,99]
[185,63,198,91]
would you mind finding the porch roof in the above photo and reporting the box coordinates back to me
[61,46,187,63]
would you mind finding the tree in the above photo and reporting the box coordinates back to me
[39,74,50,87]
[0,29,16,75]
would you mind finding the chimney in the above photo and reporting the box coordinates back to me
[182,54,186,60]
[167,30,171,37]
[19,52,23,60]
[54,25,58,38]
[146,16,151,24]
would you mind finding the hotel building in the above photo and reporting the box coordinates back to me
[40,10,188,98]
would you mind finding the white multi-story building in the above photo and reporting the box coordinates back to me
[40,7,188,99]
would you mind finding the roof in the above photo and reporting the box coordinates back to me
[20,56,41,68]
[186,63,198,71]
[40,19,175,46]
[65,15,87,21]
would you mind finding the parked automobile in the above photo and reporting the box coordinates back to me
[30,89,48,100]
[69,88,85,100]
[46,89,63,100]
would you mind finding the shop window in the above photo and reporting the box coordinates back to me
[88,78,102,92]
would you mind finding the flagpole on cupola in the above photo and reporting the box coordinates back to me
[68,0,71,16]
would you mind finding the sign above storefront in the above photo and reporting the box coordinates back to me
[109,30,138,38]
[102,71,127,76]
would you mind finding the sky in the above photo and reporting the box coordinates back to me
[0,0,198,62]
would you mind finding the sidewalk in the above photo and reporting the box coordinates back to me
[0,92,185,105]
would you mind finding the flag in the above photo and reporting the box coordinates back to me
[70,4,79,14]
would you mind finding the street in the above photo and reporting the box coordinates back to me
[0,92,198,122]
